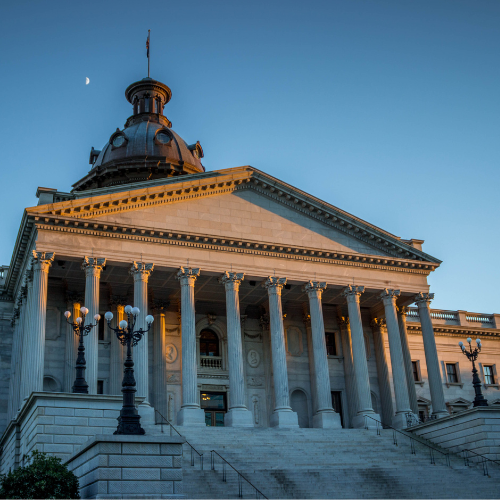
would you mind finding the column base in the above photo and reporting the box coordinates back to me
[270,409,299,428]
[313,410,342,429]
[432,410,449,419]
[352,412,381,429]
[392,411,413,429]
[177,407,206,427]
[224,408,254,427]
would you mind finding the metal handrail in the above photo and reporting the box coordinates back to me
[459,447,500,476]
[211,449,268,499]
[364,415,451,466]
[154,410,203,469]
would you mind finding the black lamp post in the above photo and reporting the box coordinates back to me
[64,307,100,394]
[459,337,488,407]
[104,306,154,435]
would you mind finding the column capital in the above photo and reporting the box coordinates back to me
[81,257,106,277]
[130,261,154,280]
[263,276,287,291]
[337,315,350,328]
[151,298,170,314]
[177,267,200,286]
[303,281,327,294]
[370,317,386,329]
[415,292,434,306]
[342,285,365,301]
[397,305,410,315]
[380,288,401,301]
[259,314,270,331]
[66,290,84,306]
[220,271,245,288]
[32,251,54,272]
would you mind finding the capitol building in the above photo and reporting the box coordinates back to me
[0,74,499,499]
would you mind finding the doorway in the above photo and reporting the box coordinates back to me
[201,392,226,426]
[331,391,344,428]
[291,389,310,428]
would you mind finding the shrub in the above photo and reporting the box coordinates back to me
[0,449,80,499]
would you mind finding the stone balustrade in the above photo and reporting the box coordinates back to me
[406,307,500,329]
[200,356,222,369]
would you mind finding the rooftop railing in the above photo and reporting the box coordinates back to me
[406,308,498,328]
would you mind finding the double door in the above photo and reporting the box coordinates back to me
[201,392,227,427]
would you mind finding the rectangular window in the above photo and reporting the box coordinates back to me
[412,361,420,382]
[98,315,105,341]
[484,365,495,385]
[446,363,458,383]
[97,380,104,394]
[325,332,337,356]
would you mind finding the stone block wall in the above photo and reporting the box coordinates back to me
[66,435,185,499]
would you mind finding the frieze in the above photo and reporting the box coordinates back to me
[247,376,265,387]
[166,372,181,384]
[406,324,500,338]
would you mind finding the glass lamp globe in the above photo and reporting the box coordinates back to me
[131,307,140,316]
[94,314,101,321]
[476,338,481,344]
[80,306,89,315]
[146,315,154,324]
[124,305,132,314]
[64,311,71,319]
[467,337,472,343]
[458,341,463,347]
[76,317,82,324]
[105,311,113,321]
[119,320,128,329]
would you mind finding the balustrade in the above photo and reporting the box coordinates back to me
[200,356,222,369]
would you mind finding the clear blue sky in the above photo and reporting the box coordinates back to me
[1,1,499,312]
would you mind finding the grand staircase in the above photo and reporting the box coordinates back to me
[166,426,500,499]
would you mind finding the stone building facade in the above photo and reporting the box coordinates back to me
[0,76,499,471]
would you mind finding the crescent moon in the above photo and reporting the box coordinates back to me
[86,77,90,85]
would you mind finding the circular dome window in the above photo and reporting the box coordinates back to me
[112,135,126,148]
[156,131,171,144]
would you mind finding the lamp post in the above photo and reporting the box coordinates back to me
[64,307,100,394]
[105,305,154,435]
[458,337,488,407]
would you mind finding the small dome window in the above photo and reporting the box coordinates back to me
[110,129,128,150]
[112,135,126,148]
[155,129,171,145]
[188,141,204,159]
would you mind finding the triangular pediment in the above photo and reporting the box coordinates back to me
[26,167,440,270]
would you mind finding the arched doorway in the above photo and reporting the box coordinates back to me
[290,389,309,428]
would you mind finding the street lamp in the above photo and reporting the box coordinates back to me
[105,305,154,435]
[63,307,100,394]
[458,337,488,407]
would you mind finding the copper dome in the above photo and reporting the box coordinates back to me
[72,78,205,192]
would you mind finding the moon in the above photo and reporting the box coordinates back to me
[85,77,90,85]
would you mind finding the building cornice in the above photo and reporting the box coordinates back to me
[407,323,500,338]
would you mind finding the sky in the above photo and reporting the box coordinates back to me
[0,0,499,313]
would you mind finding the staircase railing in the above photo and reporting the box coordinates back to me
[210,450,268,499]
[364,415,451,467]
[155,410,203,469]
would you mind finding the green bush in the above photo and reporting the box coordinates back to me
[0,450,80,499]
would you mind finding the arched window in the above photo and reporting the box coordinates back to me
[200,329,219,357]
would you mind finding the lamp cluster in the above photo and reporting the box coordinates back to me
[458,337,482,352]
[104,305,154,329]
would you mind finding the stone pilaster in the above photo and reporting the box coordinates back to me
[82,256,105,395]
[8,302,21,419]
[398,306,419,415]
[176,267,205,426]
[380,289,412,428]
[28,251,54,395]
[130,262,154,403]
[342,285,380,428]
[220,272,254,427]
[152,299,169,419]
[264,276,298,428]
[303,281,341,428]
[371,318,395,427]
[20,269,34,402]
[109,297,127,395]
[415,293,447,418]
[64,293,83,393]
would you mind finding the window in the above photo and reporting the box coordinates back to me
[325,332,337,356]
[200,329,219,357]
[446,363,458,383]
[97,380,104,394]
[412,361,420,382]
[98,315,105,341]
[484,365,495,385]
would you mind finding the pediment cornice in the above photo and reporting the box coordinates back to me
[26,167,440,265]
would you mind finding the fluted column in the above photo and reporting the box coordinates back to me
[28,251,54,395]
[415,293,447,418]
[130,262,154,403]
[398,306,419,415]
[176,267,205,426]
[380,289,412,428]
[152,300,169,418]
[64,294,82,392]
[110,302,126,395]
[371,318,395,427]
[82,256,105,395]
[8,305,21,419]
[221,272,254,427]
[304,281,341,428]
[264,277,298,428]
[20,269,34,402]
[343,285,380,428]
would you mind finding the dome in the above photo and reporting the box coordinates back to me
[72,77,205,192]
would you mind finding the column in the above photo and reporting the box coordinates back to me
[338,315,359,427]
[27,251,54,395]
[82,256,105,395]
[221,272,254,427]
[264,276,298,428]
[176,267,205,426]
[130,262,154,403]
[303,281,341,428]
[371,318,395,427]
[342,285,380,428]
[109,302,126,395]
[415,293,447,418]
[398,306,419,415]
[7,305,21,419]
[64,294,82,392]
[152,299,169,418]
[20,269,34,402]
[380,289,413,428]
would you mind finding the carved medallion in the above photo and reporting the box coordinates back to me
[165,344,178,363]
[247,349,261,368]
